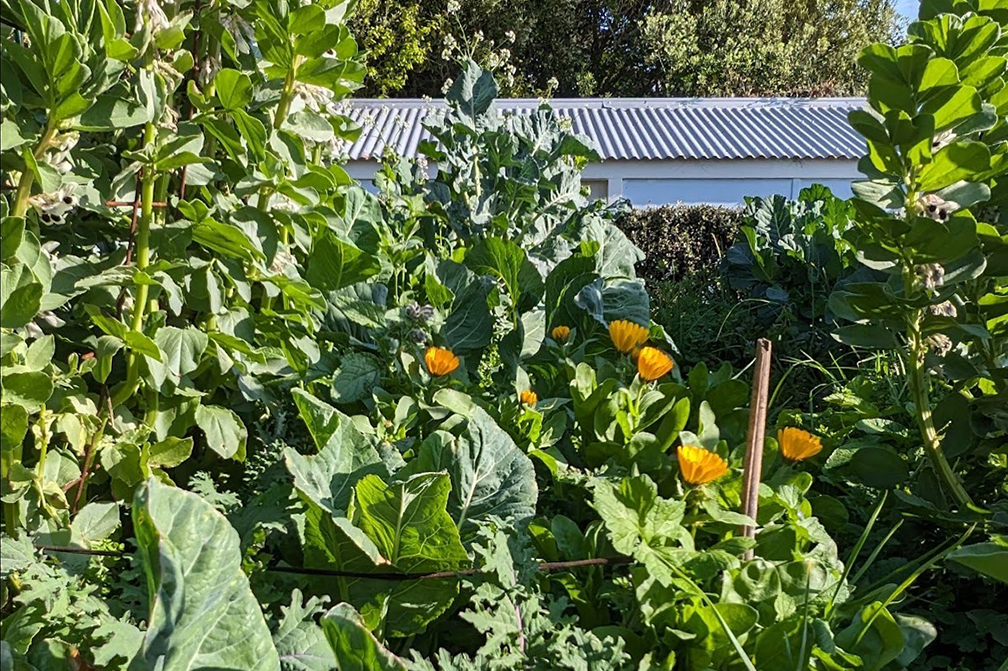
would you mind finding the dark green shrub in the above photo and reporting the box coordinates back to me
[616,204,743,283]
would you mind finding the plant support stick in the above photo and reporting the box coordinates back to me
[741,338,772,560]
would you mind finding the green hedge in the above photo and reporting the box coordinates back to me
[616,204,744,283]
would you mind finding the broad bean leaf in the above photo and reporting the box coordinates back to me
[946,542,1008,584]
[195,405,248,461]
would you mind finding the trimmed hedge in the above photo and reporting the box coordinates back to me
[616,204,744,283]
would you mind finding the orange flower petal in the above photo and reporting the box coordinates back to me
[677,445,729,486]
[637,346,673,381]
[609,320,649,354]
[551,325,571,342]
[425,346,459,377]
[777,427,823,462]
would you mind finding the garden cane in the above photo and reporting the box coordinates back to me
[741,338,772,561]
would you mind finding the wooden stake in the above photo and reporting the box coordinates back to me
[741,338,772,561]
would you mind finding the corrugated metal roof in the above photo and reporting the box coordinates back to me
[337,98,866,162]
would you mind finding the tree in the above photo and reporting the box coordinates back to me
[350,0,900,98]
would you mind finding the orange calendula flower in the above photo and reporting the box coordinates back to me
[778,427,823,462]
[677,445,730,486]
[520,389,538,407]
[425,346,459,377]
[551,325,571,342]
[609,320,649,354]
[637,346,673,381]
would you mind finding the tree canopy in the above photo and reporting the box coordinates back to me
[351,0,901,98]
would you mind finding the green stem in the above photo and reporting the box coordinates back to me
[896,187,973,509]
[3,503,16,539]
[111,122,158,408]
[12,125,59,219]
[34,410,50,479]
[906,333,972,508]
[131,150,156,332]
[273,58,300,132]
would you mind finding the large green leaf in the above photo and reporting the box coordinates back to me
[194,405,248,461]
[354,472,468,574]
[918,141,991,191]
[591,474,692,585]
[825,446,910,488]
[446,60,497,122]
[305,231,380,293]
[215,69,253,110]
[465,237,527,308]
[836,602,905,671]
[0,403,28,482]
[331,352,382,404]
[575,277,649,326]
[132,478,280,671]
[147,326,208,387]
[407,406,537,540]
[440,262,493,353]
[946,542,1008,583]
[584,219,644,279]
[301,501,456,639]
[1,371,54,413]
[285,390,384,515]
[0,264,42,329]
[320,604,406,671]
[273,590,338,671]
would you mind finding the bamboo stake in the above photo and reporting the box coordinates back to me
[741,338,772,561]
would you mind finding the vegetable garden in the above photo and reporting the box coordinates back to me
[0,0,1005,669]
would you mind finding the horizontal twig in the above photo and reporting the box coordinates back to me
[35,545,633,581]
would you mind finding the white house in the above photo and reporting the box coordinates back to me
[340,98,865,207]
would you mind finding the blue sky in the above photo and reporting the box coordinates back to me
[896,0,918,20]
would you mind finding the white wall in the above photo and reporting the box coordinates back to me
[581,159,860,205]
[345,158,861,206]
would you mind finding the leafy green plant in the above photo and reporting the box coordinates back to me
[832,0,1007,520]
[0,1,995,666]
[726,185,859,332]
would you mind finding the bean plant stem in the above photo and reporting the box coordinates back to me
[906,324,973,508]
[11,125,58,219]
[112,121,158,408]
[34,409,50,479]
[260,58,301,312]
[899,184,974,509]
